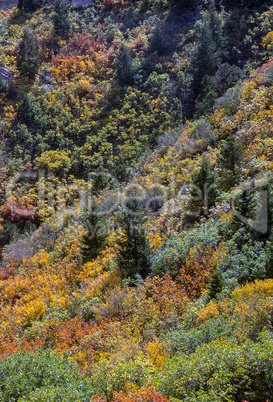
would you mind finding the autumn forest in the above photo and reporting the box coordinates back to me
[1,0,273,401]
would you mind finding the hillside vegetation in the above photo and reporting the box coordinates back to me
[1,0,273,401]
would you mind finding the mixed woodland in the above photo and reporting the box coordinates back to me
[1,0,273,400]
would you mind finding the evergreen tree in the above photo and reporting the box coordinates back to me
[192,7,226,105]
[53,0,71,36]
[80,202,108,263]
[221,0,269,9]
[0,222,17,251]
[16,28,41,80]
[18,0,42,11]
[189,157,217,217]
[124,3,136,29]
[232,184,256,231]
[17,91,35,125]
[150,28,166,56]
[18,0,33,11]
[114,45,134,86]
[208,6,226,56]
[192,17,217,100]
[233,186,255,220]
[255,180,273,238]
[112,163,131,183]
[207,269,223,300]
[116,198,151,281]
[0,74,7,94]
[140,0,149,13]
[265,235,273,278]
[217,135,244,189]
[170,0,203,9]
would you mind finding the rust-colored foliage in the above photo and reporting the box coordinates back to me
[144,274,189,317]
[2,198,36,227]
[100,0,128,11]
[176,246,217,299]
[112,387,169,402]
[91,387,169,402]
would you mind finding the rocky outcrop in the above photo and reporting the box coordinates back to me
[0,66,13,83]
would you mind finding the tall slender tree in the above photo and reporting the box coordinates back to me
[150,28,165,56]
[0,74,7,94]
[18,0,33,11]
[80,202,108,263]
[192,7,226,104]
[189,157,217,217]
[18,0,42,11]
[233,186,256,221]
[16,28,41,80]
[207,269,223,300]
[114,44,134,86]
[265,235,273,278]
[53,0,71,36]
[232,183,256,232]
[217,135,244,189]
[17,91,35,125]
[221,0,269,9]
[116,198,151,281]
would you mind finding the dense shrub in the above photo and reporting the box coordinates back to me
[151,220,220,277]
[0,351,94,401]
[168,315,235,354]
[158,331,273,401]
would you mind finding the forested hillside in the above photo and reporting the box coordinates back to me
[1,0,273,401]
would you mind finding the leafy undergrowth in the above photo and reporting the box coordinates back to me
[1,0,273,401]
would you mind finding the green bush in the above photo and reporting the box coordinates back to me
[218,229,267,286]
[0,351,94,402]
[169,315,235,354]
[89,356,152,400]
[151,220,221,277]
[157,331,273,401]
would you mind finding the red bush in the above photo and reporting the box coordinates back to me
[2,198,36,227]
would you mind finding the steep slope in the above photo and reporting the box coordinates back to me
[1,1,273,401]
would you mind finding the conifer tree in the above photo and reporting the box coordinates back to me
[16,28,41,80]
[258,180,273,274]
[192,7,226,103]
[115,45,134,86]
[207,269,223,300]
[192,18,217,100]
[80,202,108,263]
[209,6,226,57]
[18,0,33,11]
[218,135,244,189]
[0,74,7,94]
[265,235,273,278]
[18,0,42,11]
[221,0,268,9]
[150,28,165,56]
[233,187,255,221]
[170,0,202,9]
[232,184,256,232]
[17,91,35,125]
[140,0,149,13]
[116,198,151,281]
[124,3,136,29]
[254,180,273,238]
[53,0,71,36]
[189,157,217,217]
